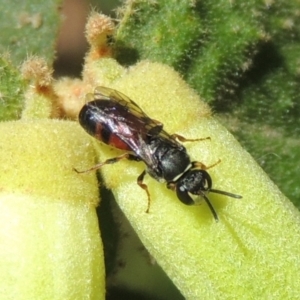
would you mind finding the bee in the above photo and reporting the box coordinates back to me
[76,87,242,221]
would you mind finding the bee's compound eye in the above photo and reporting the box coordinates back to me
[175,183,195,205]
[179,185,186,192]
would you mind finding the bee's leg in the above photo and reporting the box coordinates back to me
[192,159,221,170]
[137,170,151,213]
[171,133,210,143]
[74,153,140,173]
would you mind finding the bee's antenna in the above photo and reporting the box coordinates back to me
[202,194,219,222]
[201,189,241,222]
[210,189,242,199]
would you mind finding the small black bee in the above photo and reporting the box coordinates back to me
[76,86,242,221]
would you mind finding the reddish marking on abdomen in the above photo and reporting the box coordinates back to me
[109,133,131,151]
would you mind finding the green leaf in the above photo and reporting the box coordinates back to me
[0,0,62,64]
[0,56,25,120]
[94,60,300,299]
[115,0,263,102]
